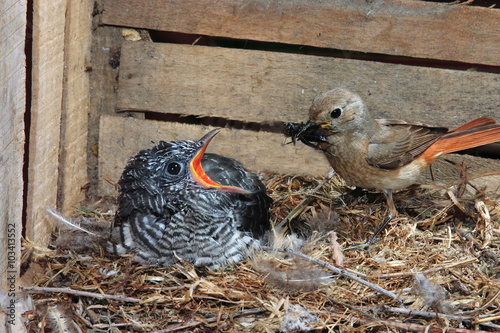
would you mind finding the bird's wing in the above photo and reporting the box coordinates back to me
[202,154,272,237]
[366,119,448,169]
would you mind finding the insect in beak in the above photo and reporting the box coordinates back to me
[283,121,335,156]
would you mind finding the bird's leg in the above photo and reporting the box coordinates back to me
[343,190,398,252]
[367,190,397,245]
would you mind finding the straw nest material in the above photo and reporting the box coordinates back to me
[20,169,500,332]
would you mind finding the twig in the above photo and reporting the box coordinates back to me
[369,257,477,279]
[20,286,140,303]
[374,306,500,330]
[327,311,493,333]
[92,323,131,329]
[363,288,412,301]
[446,170,500,187]
[474,315,500,325]
[152,307,268,333]
[461,288,500,315]
[260,246,404,303]
[324,295,379,321]
[277,170,335,228]
[277,196,314,228]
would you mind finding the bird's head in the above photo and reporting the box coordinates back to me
[117,129,250,215]
[308,88,374,136]
[149,129,251,196]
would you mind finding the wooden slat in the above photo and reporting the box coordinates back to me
[102,0,500,66]
[58,0,93,214]
[117,41,500,127]
[89,26,124,118]
[98,116,331,196]
[26,0,67,246]
[88,26,146,197]
[0,0,26,328]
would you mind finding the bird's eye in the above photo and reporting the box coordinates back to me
[330,107,342,119]
[166,162,183,175]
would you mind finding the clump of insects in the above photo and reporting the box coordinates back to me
[283,121,333,155]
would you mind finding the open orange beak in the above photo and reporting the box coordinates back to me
[190,129,251,194]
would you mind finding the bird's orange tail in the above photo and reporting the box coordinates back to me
[447,117,497,133]
[422,117,500,162]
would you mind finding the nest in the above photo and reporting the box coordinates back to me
[20,170,500,332]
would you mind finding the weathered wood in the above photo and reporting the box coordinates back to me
[58,0,93,214]
[26,0,67,246]
[117,41,500,127]
[89,26,124,118]
[88,25,147,197]
[102,0,500,66]
[88,26,124,197]
[98,116,330,196]
[0,0,26,328]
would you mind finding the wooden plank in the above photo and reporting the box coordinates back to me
[26,0,67,246]
[58,0,93,214]
[117,41,500,128]
[102,0,500,66]
[98,116,331,196]
[88,25,148,197]
[0,0,26,328]
[88,26,124,197]
[89,26,123,119]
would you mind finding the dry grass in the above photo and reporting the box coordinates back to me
[20,171,500,332]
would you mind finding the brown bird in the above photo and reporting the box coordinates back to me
[307,88,500,241]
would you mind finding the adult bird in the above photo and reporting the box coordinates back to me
[306,88,500,241]
[108,129,272,268]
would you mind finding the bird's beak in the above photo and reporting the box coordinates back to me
[319,122,331,127]
[190,129,251,194]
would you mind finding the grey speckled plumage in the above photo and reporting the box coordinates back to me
[108,129,272,268]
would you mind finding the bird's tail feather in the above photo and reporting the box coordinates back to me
[423,118,500,162]
[447,117,497,133]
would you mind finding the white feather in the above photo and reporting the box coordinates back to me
[46,305,82,333]
[45,207,96,236]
